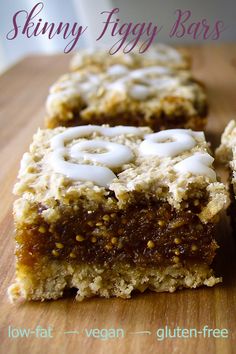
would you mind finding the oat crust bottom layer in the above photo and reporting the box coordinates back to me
[8,262,221,302]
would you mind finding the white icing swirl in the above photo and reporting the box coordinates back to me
[139,129,198,157]
[70,139,133,168]
[50,125,141,187]
[50,149,116,187]
[48,125,213,188]
[174,153,216,180]
[51,125,142,149]
[48,62,194,116]
[106,66,178,101]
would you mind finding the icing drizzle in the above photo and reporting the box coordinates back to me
[50,125,141,187]
[48,64,193,109]
[174,153,216,180]
[50,149,116,187]
[70,140,133,168]
[139,129,215,179]
[49,126,216,187]
[139,129,202,157]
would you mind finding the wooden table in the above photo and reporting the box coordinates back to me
[0,45,236,354]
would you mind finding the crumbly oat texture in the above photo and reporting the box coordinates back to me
[8,261,221,302]
[45,64,207,130]
[215,120,236,195]
[216,120,236,230]
[9,125,227,302]
[13,126,226,220]
[70,44,191,72]
[216,120,236,164]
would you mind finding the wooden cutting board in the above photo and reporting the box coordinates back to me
[0,45,236,354]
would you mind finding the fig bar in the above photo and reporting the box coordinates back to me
[45,65,207,130]
[70,44,191,72]
[8,125,227,302]
[216,120,236,230]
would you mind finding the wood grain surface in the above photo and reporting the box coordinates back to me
[0,45,236,354]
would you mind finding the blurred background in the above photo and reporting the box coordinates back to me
[0,0,235,72]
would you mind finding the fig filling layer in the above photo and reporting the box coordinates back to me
[15,200,217,268]
[48,112,206,131]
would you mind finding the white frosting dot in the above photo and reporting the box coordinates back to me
[174,152,216,180]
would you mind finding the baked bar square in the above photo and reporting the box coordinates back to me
[70,44,191,72]
[216,120,236,231]
[45,65,207,130]
[9,125,227,302]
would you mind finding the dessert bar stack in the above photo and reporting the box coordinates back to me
[8,44,229,302]
[9,126,227,301]
[45,45,207,131]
